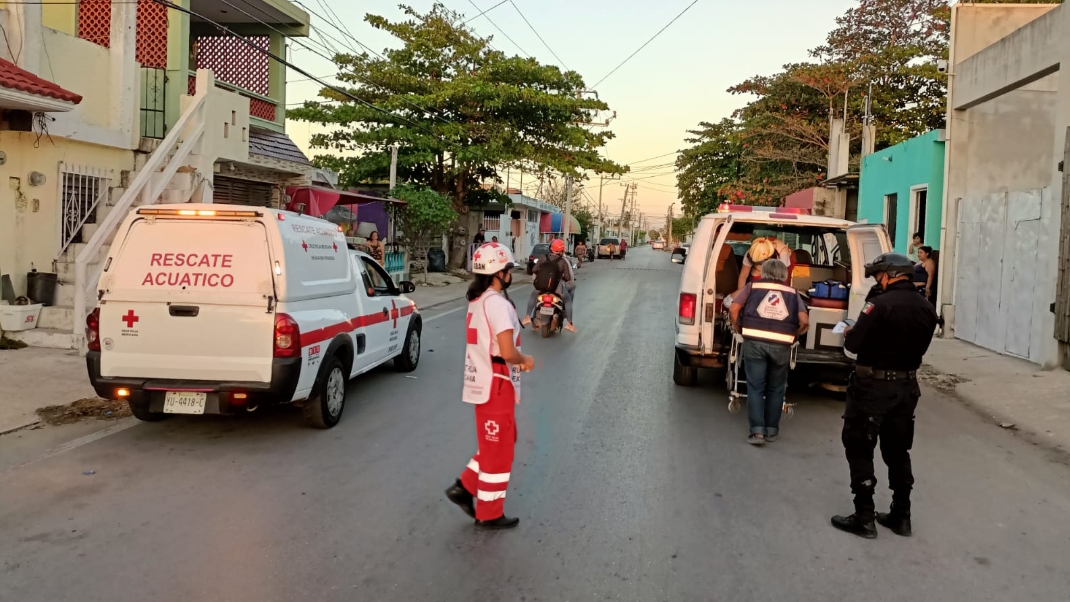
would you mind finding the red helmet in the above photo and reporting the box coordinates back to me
[551,239,566,253]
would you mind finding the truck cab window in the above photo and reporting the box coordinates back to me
[361,258,397,296]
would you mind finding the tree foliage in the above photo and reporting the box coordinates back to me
[288,3,623,267]
[391,184,457,282]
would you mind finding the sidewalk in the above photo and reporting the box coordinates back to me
[0,346,97,434]
[406,268,531,310]
[921,338,1070,456]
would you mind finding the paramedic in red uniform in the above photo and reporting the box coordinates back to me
[445,242,535,530]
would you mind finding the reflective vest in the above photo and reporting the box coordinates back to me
[739,280,802,345]
[462,292,522,404]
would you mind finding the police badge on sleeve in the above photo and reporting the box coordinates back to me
[757,292,790,320]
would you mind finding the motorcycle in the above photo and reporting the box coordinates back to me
[585,247,595,263]
[533,292,565,338]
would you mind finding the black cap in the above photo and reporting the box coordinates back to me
[864,252,915,279]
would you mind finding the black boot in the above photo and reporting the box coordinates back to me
[445,480,475,518]
[831,513,877,539]
[876,508,912,537]
[475,515,520,530]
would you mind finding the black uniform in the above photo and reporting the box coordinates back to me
[842,280,937,522]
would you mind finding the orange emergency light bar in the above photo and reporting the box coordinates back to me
[137,208,263,218]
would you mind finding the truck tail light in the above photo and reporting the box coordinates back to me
[86,308,101,352]
[273,313,302,358]
[679,293,697,326]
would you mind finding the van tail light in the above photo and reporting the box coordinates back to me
[86,308,101,352]
[273,313,302,358]
[679,293,697,326]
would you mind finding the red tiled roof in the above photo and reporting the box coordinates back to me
[0,57,82,104]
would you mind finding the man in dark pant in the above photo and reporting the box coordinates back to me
[832,253,936,539]
[841,371,920,535]
[730,259,809,445]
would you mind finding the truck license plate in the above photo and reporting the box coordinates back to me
[163,392,207,414]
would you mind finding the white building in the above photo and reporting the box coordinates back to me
[940,2,1070,368]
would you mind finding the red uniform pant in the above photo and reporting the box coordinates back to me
[460,363,517,521]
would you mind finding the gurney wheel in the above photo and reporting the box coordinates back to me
[728,397,741,414]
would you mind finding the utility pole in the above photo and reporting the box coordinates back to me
[389,143,400,190]
[563,175,574,246]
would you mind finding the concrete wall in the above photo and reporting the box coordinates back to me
[940,2,1068,367]
[0,135,134,297]
[858,130,946,252]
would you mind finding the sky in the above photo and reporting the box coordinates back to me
[284,0,858,229]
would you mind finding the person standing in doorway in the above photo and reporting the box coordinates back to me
[730,259,809,445]
[915,246,937,307]
[445,242,535,530]
[907,232,923,263]
[831,253,937,539]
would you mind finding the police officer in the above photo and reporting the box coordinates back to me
[831,253,937,539]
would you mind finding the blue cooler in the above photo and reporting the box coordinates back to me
[811,280,848,300]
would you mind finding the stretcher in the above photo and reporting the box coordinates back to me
[724,332,800,417]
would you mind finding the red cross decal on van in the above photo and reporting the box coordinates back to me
[301,240,308,252]
[390,300,400,328]
[122,310,139,328]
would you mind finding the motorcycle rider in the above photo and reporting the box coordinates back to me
[522,239,576,333]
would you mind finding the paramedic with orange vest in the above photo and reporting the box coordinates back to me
[445,242,535,530]
[730,259,809,445]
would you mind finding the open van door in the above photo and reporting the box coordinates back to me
[845,222,893,322]
[700,216,734,355]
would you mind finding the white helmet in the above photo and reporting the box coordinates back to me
[472,242,516,275]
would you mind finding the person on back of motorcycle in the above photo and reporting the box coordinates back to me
[522,239,577,333]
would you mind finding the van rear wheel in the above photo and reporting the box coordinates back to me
[304,357,346,429]
[128,399,166,422]
[673,354,698,387]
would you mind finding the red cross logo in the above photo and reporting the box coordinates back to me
[466,313,478,344]
[332,241,338,252]
[389,300,400,328]
[301,240,308,252]
[121,310,139,328]
[484,420,500,436]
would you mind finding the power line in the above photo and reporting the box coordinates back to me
[592,0,699,88]
[465,0,530,57]
[508,0,569,70]
[463,0,508,24]
[625,150,680,165]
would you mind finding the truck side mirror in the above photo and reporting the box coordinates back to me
[399,281,416,294]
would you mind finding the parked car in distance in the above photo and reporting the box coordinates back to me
[527,243,551,274]
[597,238,621,259]
[652,240,666,250]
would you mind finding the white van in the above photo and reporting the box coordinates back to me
[673,205,891,389]
[85,204,422,428]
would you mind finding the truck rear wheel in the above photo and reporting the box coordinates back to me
[128,398,166,422]
[673,354,698,387]
[304,357,346,429]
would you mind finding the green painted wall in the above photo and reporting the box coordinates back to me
[858,130,946,252]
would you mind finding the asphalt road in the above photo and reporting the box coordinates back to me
[2,247,1069,602]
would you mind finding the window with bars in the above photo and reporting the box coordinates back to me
[60,166,112,255]
[483,212,502,232]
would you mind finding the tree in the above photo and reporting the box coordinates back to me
[671,216,696,242]
[649,230,661,241]
[676,119,744,217]
[288,4,623,269]
[391,184,457,283]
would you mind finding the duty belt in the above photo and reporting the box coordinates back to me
[491,356,507,365]
[855,366,916,381]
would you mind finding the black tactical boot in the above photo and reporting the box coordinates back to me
[831,513,878,539]
[475,515,520,530]
[876,509,912,537]
[445,480,475,518]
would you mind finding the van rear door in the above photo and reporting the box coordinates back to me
[845,223,892,320]
[699,216,733,354]
[97,214,276,383]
